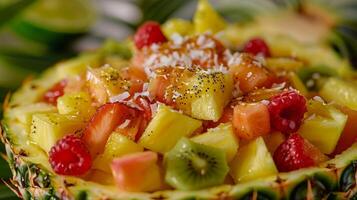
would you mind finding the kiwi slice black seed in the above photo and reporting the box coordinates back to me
[164,138,229,190]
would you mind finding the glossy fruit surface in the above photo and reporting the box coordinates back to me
[49,135,92,176]
[134,21,167,49]
[268,91,307,134]
[273,133,327,172]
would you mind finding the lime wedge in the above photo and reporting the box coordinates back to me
[10,0,95,46]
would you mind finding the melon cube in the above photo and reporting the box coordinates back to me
[232,102,271,140]
[111,151,162,192]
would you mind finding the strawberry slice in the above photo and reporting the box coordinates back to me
[273,133,328,172]
[82,103,138,156]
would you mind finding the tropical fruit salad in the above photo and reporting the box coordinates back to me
[2,0,357,199]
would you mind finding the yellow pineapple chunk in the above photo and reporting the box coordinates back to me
[263,132,285,154]
[194,0,227,34]
[176,71,233,121]
[86,65,130,104]
[56,53,102,79]
[162,18,193,37]
[299,100,347,154]
[229,137,278,183]
[93,132,144,172]
[191,123,238,161]
[30,113,86,153]
[138,105,202,153]
[57,92,95,120]
[9,103,56,125]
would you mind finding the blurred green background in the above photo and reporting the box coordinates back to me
[0,0,355,198]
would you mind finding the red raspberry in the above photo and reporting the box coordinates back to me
[134,21,167,49]
[274,133,323,172]
[243,37,271,57]
[49,135,92,176]
[268,91,307,134]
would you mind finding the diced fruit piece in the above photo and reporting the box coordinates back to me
[242,87,282,103]
[9,103,56,125]
[162,18,193,37]
[111,151,162,192]
[134,21,167,49]
[189,72,233,121]
[232,103,271,140]
[273,133,328,172]
[165,138,228,190]
[319,78,357,110]
[299,100,347,154]
[57,92,95,120]
[297,66,336,90]
[82,103,138,156]
[138,105,201,153]
[331,106,357,155]
[56,53,102,79]
[202,106,234,130]
[104,131,144,157]
[194,0,226,34]
[229,54,274,93]
[288,72,308,96]
[268,90,307,134]
[86,170,114,185]
[173,71,233,121]
[263,132,285,154]
[148,73,172,104]
[49,135,92,176]
[30,113,86,152]
[265,57,304,72]
[86,65,130,104]
[43,79,67,105]
[93,132,143,172]
[229,137,277,183]
[243,37,271,57]
[191,123,239,161]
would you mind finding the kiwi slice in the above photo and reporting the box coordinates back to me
[164,138,229,190]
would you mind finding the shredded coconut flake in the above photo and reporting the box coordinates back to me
[228,52,242,66]
[261,100,270,105]
[313,96,325,103]
[171,33,184,46]
[109,92,130,103]
[133,91,150,99]
[117,119,131,129]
